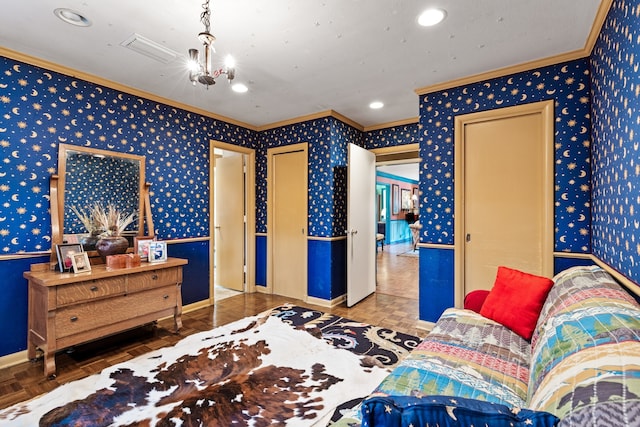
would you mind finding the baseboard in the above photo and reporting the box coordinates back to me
[417,319,435,332]
[0,350,28,370]
[182,299,211,313]
[306,294,346,308]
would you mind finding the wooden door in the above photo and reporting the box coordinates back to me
[269,145,308,300]
[214,154,245,292]
[454,101,554,303]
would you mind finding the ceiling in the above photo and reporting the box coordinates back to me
[0,1,603,129]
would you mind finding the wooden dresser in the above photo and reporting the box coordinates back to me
[24,257,188,378]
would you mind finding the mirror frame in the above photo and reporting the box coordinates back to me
[51,144,146,262]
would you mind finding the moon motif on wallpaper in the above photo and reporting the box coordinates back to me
[11,238,19,245]
[43,72,52,79]
[107,108,115,114]
[71,119,77,126]
[86,102,92,109]
[12,107,19,115]
[521,94,527,101]
[107,144,115,149]
[30,131,37,138]
[30,215,37,222]
[496,100,503,105]
[43,113,51,120]
[562,107,569,115]
[59,96,68,103]
[117,128,123,134]
[560,235,567,243]
[563,150,570,157]
[561,193,569,200]
[546,89,556,95]
[13,64,20,72]
[580,126,588,134]
[579,170,587,178]
[30,173,37,180]
[507,77,514,84]
[31,89,38,96]
[58,137,67,142]
[44,236,51,242]
[578,83,585,91]
[84,141,91,146]
[96,87,103,93]
[117,94,124,101]
[95,123,102,129]
[561,65,569,73]
[71,81,78,88]
[578,214,586,221]
[11,151,19,158]
[484,82,491,88]
[43,154,51,160]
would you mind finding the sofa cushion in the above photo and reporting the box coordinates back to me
[361,395,559,427]
[371,308,531,407]
[464,289,490,313]
[480,266,554,340]
[528,266,640,421]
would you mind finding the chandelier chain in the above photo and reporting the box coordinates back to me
[200,0,211,34]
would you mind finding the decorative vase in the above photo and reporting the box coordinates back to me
[96,236,129,262]
[79,232,101,251]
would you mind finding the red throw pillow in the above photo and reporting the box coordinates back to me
[464,290,490,313]
[479,266,554,340]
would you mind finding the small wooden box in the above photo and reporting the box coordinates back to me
[106,253,141,269]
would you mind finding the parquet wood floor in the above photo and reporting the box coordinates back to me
[0,245,421,410]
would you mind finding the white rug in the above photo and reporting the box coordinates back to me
[0,306,413,426]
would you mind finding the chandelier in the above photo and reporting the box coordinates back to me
[187,0,235,87]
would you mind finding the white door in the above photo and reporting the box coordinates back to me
[214,154,245,292]
[347,143,376,306]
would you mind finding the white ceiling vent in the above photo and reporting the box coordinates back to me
[120,33,179,64]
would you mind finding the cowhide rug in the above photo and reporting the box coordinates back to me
[0,304,420,426]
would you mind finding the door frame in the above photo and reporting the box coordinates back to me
[210,140,256,305]
[266,142,309,297]
[453,100,554,308]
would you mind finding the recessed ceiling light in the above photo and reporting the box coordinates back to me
[232,83,248,93]
[418,8,447,27]
[369,101,384,109]
[53,8,92,27]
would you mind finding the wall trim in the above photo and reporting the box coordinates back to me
[419,243,454,250]
[0,252,51,261]
[307,235,346,242]
[166,237,210,245]
[417,320,435,332]
[371,143,420,156]
[0,47,255,131]
[306,294,346,308]
[0,350,28,370]
[257,110,364,132]
[553,251,592,259]
[415,0,612,96]
[364,117,419,132]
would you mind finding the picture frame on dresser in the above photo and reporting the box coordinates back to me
[149,241,167,263]
[56,243,84,272]
[134,236,155,261]
[71,252,91,273]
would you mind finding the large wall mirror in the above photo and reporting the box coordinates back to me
[53,144,146,255]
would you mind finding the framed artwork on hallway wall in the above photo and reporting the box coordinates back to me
[392,184,400,215]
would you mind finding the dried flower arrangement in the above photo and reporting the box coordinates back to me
[70,203,137,238]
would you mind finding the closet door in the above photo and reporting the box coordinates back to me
[455,101,553,301]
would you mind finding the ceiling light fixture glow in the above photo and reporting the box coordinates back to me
[53,8,91,27]
[418,8,447,27]
[369,101,384,109]
[232,83,248,93]
[187,0,235,88]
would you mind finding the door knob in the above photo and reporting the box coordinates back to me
[466,233,471,242]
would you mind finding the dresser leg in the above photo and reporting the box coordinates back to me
[44,353,56,379]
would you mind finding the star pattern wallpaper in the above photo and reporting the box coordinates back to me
[0,57,256,253]
[364,123,419,149]
[418,58,593,254]
[590,0,640,280]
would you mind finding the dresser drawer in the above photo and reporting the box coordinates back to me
[55,286,178,339]
[127,267,180,292]
[56,277,126,306]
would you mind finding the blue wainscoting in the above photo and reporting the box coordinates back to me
[554,256,595,275]
[167,240,210,305]
[419,247,455,323]
[0,255,50,357]
[389,219,412,244]
[256,235,267,287]
[308,239,347,300]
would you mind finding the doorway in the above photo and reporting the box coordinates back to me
[454,101,554,306]
[371,144,420,300]
[211,141,256,304]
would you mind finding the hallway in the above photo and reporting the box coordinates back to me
[376,242,419,300]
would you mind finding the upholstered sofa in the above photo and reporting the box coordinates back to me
[332,265,640,426]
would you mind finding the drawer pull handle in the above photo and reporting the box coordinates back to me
[163,294,169,300]
[152,274,159,280]
[70,316,78,322]
[90,286,98,292]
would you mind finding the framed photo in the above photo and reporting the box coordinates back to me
[401,188,411,210]
[71,252,91,274]
[392,184,400,215]
[56,243,84,272]
[148,241,167,263]
[134,236,155,261]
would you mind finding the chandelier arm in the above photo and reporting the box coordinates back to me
[200,0,211,33]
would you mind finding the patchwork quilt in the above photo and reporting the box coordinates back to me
[0,304,420,427]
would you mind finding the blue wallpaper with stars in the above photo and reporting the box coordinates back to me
[418,58,592,253]
[590,0,640,281]
[0,57,257,253]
